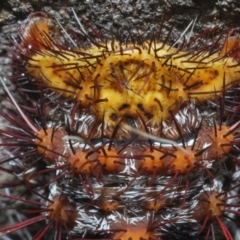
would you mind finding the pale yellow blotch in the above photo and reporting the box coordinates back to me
[27,49,98,98]
[159,47,240,99]
[24,15,240,126]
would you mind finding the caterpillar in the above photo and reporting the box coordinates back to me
[0,9,240,240]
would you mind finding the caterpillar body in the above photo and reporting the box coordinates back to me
[0,10,240,240]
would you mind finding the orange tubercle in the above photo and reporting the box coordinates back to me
[140,148,164,173]
[210,124,234,158]
[165,147,197,174]
[145,198,166,211]
[97,200,120,212]
[113,225,153,240]
[47,195,78,228]
[35,128,66,163]
[193,191,225,221]
[68,149,97,174]
[98,146,124,173]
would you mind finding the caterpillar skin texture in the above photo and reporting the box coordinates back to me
[1,10,240,240]
[20,12,240,130]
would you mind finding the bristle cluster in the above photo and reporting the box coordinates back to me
[0,9,240,240]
